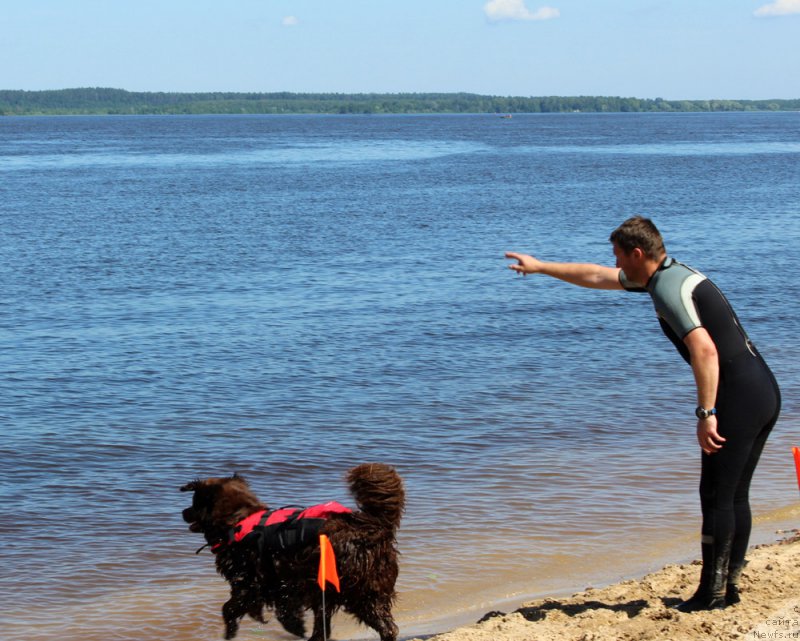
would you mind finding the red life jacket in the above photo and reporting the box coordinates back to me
[227,501,352,552]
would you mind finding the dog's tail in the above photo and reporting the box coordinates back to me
[347,463,405,529]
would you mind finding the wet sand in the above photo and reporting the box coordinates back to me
[404,531,800,641]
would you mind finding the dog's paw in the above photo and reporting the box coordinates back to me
[276,609,306,638]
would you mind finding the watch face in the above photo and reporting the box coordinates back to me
[696,407,708,419]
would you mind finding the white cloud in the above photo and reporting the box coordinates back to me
[484,0,560,22]
[754,0,800,17]
[282,15,299,27]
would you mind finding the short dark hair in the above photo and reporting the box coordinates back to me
[609,216,666,260]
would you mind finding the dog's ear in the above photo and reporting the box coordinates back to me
[180,481,199,492]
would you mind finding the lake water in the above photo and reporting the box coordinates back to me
[1,112,799,641]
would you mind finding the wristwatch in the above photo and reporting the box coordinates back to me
[695,406,717,420]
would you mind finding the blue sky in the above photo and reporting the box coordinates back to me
[2,0,798,99]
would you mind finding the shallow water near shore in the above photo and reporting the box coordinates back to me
[1,112,799,641]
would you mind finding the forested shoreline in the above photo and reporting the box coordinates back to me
[1,88,798,115]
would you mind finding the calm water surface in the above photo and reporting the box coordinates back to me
[1,112,799,640]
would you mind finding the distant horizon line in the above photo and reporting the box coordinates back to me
[3,88,798,116]
[1,87,799,101]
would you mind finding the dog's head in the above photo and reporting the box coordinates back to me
[180,474,266,541]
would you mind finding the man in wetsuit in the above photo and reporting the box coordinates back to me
[506,216,780,612]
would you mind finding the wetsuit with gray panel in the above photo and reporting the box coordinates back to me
[620,257,780,575]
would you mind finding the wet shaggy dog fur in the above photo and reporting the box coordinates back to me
[181,463,404,641]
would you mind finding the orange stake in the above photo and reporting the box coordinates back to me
[793,447,800,493]
[317,534,340,641]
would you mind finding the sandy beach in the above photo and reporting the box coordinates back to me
[406,531,800,641]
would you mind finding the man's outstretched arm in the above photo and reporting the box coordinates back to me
[505,252,624,290]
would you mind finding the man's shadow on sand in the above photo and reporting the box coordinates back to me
[517,598,649,621]
[402,597,666,640]
[479,597,651,623]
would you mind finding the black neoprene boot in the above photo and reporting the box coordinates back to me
[726,563,744,606]
[674,538,729,613]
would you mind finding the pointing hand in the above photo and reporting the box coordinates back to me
[505,252,543,276]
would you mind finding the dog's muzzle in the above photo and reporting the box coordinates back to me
[183,507,203,532]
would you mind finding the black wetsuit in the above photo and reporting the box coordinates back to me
[620,257,781,572]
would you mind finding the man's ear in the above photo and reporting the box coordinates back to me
[630,247,646,261]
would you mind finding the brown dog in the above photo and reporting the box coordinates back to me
[181,463,404,640]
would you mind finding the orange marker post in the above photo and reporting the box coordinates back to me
[317,534,340,641]
[793,447,800,493]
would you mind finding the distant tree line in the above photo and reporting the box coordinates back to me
[1,88,798,115]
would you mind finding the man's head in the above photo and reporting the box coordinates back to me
[609,216,666,261]
[609,216,666,284]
